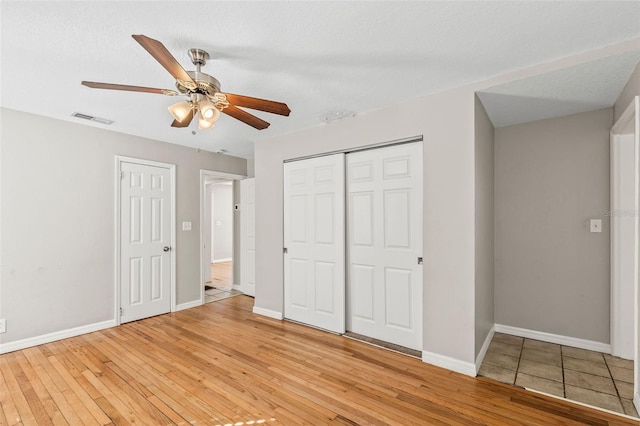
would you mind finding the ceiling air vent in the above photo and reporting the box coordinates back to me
[71,112,114,125]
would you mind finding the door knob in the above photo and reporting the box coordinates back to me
[163,246,172,252]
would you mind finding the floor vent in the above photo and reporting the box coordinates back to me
[71,112,114,125]
[344,331,421,358]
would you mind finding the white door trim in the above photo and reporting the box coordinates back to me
[283,135,423,163]
[199,169,246,305]
[240,178,256,297]
[610,96,640,411]
[114,155,177,326]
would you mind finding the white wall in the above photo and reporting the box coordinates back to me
[474,96,495,358]
[246,158,255,178]
[0,108,246,345]
[494,108,613,343]
[211,183,233,261]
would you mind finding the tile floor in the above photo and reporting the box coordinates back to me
[204,286,243,304]
[478,333,638,418]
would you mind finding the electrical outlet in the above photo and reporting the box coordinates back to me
[0,318,6,333]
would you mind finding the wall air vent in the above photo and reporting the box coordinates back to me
[71,112,114,125]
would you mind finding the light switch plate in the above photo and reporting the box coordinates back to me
[182,221,192,231]
[590,219,602,233]
[0,318,6,333]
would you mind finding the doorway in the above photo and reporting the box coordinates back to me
[200,170,246,305]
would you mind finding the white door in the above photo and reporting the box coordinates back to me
[120,161,172,323]
[346,142,423,350]
[284,154,345,333]
[202,183,213,286]
[611,132,635,360]
[241,178,256,297]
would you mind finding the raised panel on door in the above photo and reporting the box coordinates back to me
[346,142,423,350]
[120,162,172,323]
[284,154,345,333]
[240,178,256,297]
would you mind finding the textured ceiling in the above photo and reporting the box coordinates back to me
[1,1,639,158]
[477,51,640,127]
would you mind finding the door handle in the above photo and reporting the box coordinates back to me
[163,246,172,252]
[283,247,288,254]
[417,257,423,265]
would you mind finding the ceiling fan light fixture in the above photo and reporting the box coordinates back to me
[198,99,220,122]
[198,113,216,130]
[168,100,193,121]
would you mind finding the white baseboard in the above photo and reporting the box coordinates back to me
[231,284,242,291]
[252,306,283,320]
[494,324,610,353]
[475,324,496,374]
[176,299,202,311]
[0,319,116,354]
[422,351,476,377]
[211,258,232,264]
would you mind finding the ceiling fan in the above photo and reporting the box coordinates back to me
[81,34,291,130]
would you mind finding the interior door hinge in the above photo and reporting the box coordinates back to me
[120,307,123,316]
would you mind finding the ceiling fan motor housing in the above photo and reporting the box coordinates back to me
[176,71,221,97]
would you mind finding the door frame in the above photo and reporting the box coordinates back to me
[199,169,246,305]
[114,155,177,326]
[610,96,639,410]
[240,178,256,297]
[281,137,424,339]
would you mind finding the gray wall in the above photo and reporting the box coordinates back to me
[246,158,255,178]
[474,96,495,358]
[211,184,233,261]
[0,108,246,344]
[614,61,640,122]
[494,108,613,343]
[255,86,478,364]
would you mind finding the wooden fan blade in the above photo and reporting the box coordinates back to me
[132,34,195,85]
[224,93,291,116]
[81,81,177,95]
[223,105,270,130]
[171,109,195,128]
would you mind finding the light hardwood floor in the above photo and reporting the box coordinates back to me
[209,261,232,288]
[0,296,636,425]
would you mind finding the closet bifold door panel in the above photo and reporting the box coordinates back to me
[346,142,423,351]
[283,154,346,334]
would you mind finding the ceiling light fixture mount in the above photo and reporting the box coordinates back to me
[322,110,356,123]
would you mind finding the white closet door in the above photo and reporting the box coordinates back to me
[240,178,256,297]
[284,154,345,333]
[346,142,423,350]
